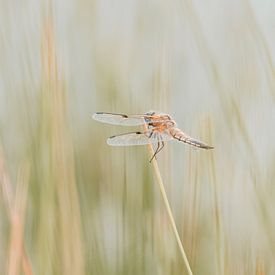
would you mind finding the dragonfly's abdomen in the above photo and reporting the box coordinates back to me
[169,128,214,149]
[170,128,186,141]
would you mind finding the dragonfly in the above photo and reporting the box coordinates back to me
[92,111,214,162]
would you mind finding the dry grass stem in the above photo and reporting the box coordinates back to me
[145,133,193,275]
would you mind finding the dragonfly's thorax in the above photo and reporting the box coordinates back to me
[148,119,176,128]
[145,111,177,129]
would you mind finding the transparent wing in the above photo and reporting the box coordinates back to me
[92,112,146,126]
[107,130,173,146]
[93,112,173,126]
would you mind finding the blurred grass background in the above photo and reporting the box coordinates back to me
[0,0,275,274]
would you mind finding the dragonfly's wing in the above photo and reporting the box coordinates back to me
[172,129,214,149]
[107,130,173,146]
[93,112,146,126]
[93,112,173,126]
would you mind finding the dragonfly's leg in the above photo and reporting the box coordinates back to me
[156,140,165,155]
[149,139,165,162]
[150,141,160,163]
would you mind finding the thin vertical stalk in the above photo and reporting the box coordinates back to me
[146,140,193,275]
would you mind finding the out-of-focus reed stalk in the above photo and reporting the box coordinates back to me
[0,147,32,275]
[38,9,84,274]
[144,129,193,275]
[204,117,223,275]
[7,161,30,275]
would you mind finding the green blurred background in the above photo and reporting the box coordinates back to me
[0,0,275,274]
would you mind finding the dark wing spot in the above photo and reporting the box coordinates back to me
[95,112,128,118]
[203,145,214,149]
